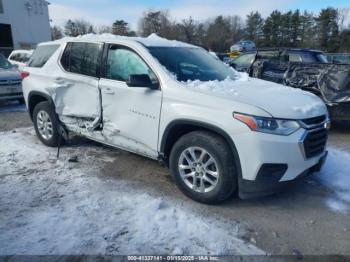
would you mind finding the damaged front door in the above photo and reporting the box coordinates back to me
[54,42,103,131]
[99,44,162,158]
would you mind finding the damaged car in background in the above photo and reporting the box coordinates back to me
[21,35,329,204]
[230,48,350,121]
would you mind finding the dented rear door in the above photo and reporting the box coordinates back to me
[53,42,103,130]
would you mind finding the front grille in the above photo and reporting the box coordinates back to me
[0,79,22,86]
[303,128,328,159]
[301,115,326,126]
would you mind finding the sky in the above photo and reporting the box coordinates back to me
[48,0,350,30]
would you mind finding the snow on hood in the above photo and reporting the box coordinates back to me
[183,75,327,119]
[0,68,21,80]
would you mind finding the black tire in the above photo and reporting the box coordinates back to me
[33,101,61,147]
[169,131,237,204]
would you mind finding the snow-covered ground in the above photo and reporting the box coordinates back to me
[0,128,264,255]
[317,148,350,213]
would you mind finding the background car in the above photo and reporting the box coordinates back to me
[0,53,23,103]
[230,48,329,73]
[230,40,256,53]
[230,48,350,121]
[8,50,34,71]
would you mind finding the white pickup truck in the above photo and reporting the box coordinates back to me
[21,34,329,204]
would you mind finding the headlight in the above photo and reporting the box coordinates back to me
[233,113,300,136]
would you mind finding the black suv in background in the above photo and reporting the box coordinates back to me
[229,48,350,121]
[230,48,328,73]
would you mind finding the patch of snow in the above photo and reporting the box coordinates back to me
[54,33,195,48]
[316,147,350,213]
[182,76,326,119]
[0,128,264,255]
[183,78,242,96]
[292,101,326,116]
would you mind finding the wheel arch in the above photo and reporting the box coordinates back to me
[160,119,242,179]
[28,91,55,120]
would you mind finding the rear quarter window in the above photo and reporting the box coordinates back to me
[28,45,60,68]
[60,42,102,77]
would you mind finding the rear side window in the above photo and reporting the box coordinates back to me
[28,45,59,68]
[60,42,102,77]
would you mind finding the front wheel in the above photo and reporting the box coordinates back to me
[169,131,237,204]
[33,101,62,147]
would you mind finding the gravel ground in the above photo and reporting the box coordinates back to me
[0,101,349,256]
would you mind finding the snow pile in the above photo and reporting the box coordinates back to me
[56,33,194,48]
[184,77,243,96]
[0,128,263,255]
[317,147,350,213]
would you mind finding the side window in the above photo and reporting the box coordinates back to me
[289,53,302,62]
[28,45,59,68]
[60,42,102,77]
[105,45,157,83]
[9,53,19,61]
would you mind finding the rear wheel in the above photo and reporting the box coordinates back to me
[169,131,237,204]
[33,101,61,147]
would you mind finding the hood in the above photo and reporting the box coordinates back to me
[0,68,21,81]
[183,77,328,119]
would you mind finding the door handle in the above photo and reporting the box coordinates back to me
[104,87,115,95]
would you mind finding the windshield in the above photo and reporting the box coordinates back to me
[148,47,237,82]
[316,53,328,63]
[0,54,13,69]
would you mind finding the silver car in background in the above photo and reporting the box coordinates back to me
[230,40,256,52]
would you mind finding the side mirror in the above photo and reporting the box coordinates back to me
[126,74,159,90]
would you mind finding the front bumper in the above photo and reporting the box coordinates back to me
[238,151,327,199]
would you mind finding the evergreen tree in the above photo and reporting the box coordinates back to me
[245,11,264,45]
[316,7,340,52]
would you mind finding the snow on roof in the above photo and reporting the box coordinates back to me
[51,33,197,48]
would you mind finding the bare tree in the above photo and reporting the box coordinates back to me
[97,25,112,34]
[51,25,63,40]
[64,19,94,37]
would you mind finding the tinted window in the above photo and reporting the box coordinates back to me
[0,0,3,13]
[61,42,102,77]
[300,52,328,63]
[106,45,157,82]
[28,45,59,68]
[149,47,237,82]
[10,53,31,63]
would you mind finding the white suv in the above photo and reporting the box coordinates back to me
[22,35,329,204]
